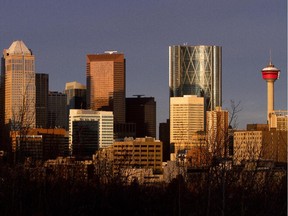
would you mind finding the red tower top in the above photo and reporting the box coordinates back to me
[262,62,280,81]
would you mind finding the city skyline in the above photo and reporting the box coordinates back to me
[1,0,286,129]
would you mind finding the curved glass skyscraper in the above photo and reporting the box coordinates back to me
[169,45,222,111]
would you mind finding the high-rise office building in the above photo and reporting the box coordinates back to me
[206,106,229,157]
[1,40,36,129]
[159,119,170,162]
[48,91,67,129]
[36,73,49,128]
[169,45,222,111]
[86,52,125,124]
[170,95,204,144]
[69,109,114,155]
[65,81,86,110]
[126,96,156,138]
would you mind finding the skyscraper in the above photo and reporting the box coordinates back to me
[126,96,156,138]
[86,52,125,124]
[206,106,229,157]
[65,81,86,110]
[48,91,67,129]
[69,109,114,156]
[36,73,49,128]
[1,40,36,129]
[170,95,204,144]
[169,45,222,111]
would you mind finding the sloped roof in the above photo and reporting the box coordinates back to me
[7,40,31,55]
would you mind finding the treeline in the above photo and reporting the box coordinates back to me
[0,162,286,216]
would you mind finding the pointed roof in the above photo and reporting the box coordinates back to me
[7,40,31,55]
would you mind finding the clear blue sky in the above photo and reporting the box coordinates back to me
[1,0,287,130]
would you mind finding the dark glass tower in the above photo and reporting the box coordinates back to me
[169,45,222,111]
[36,73,49,128]
[126,96,156,138]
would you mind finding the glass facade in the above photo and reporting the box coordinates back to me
[86,53,126,124]
[169,45,222,111]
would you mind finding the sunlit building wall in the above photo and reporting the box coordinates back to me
[233,130,287,165]
[69,109,114,155]
[113,137,163,172]
[170,95,204,144]
[86,52,125,124]
[2,40,36,128]
[206,106,229,157]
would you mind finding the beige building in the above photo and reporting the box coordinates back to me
[86,52,125,124]
[270,110,288,131]
[170,95,204,143]
[113,137,163,173]
[233,129,287,165]
[206,106,229,157]
[2,40,36,128]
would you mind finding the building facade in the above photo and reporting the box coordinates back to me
[169,45,222,112]
[2,40,36,129]
[65,81,86,110]
[113,137,163,173]
[206,106,229,157]
[86,52,126,124]
[69,109,114,155]
[170,95,204,144]
[126,96,156,138]
[36,73,49,128]
[48,91,67,129]
[233,129,287,165]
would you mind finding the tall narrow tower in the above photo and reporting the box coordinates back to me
[261,61,280,123]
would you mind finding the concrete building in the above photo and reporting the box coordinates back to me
[169,45,222,112]
[48,91,67,129]
[126,96,156,138]
[10,128,69,162]
[86,52,125,124]
[36,73,49,128]
[69,109,114,156]
[159,119,170,162]
[270,110,288,131]
[170,95,205,161]
[206,106,229,157]
[170,95,204,143]
[65,81,86,110]
[113,137,163,173]
[233,129,287,165]
[1,40,36,129]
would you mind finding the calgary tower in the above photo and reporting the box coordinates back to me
[261,60,280,123]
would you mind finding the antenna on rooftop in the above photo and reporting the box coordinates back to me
[133,94,145,98]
